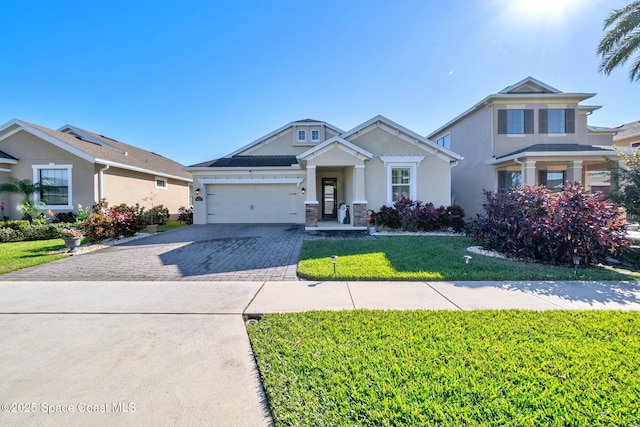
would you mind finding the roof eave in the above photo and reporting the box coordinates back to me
[485,150,618,165]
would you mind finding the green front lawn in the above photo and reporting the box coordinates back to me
[298,236,640,281]
[248,310,640,426]
[0,239,71,274]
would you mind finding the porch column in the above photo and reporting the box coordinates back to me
[523,160,536,186]
[352,165,367,227]
[305,165,318,227]
[567,160,583,184]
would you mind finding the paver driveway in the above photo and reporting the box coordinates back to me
[2,224,306,281]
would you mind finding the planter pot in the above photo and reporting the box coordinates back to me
[147,224,158,234]
[62,236,82,253]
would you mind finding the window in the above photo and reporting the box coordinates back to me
[437,134,450,149]
[391,167,411,202]
[498,109,534,134]
[297,130,306,142]
[32,164,73,209]
[539,109,575,134]
[539,170,566,191]
[498,170,522,191]
[155,177,168,190]
[311,130,319,142]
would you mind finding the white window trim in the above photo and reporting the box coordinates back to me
[386,162,417,205]
[297,129,307,142]
[32,164,73,210]
[311,129,320,142]
[155,176,168,190]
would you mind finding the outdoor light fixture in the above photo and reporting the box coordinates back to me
[331,255,338,275]
[195,188,201,196]
[301,187,306,195]
[463,255,472,275]
[572,255,581,275]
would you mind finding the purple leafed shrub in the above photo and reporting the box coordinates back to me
[371,197,466,233]
[469,182,628,266]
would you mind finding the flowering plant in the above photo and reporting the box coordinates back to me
[60,228,82,238]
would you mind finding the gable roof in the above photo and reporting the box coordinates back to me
[226,119,344,157]
[427,77,597,139]
[0,119,191,182]
[614,121,640,142]
[191,155,299,168]
[297,136,374,162]
[498,77,561,94]
[343,115,462,162]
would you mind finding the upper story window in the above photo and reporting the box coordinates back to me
[155,176,168,190]
[539,109,575,134]
[311,130,319,142]
[33,164,73,209]
[498,109,534,134]
[437,134,450,149]
[297,130,306,142]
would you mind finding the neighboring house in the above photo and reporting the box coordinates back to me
[186,116,462,228]
[613,120,640,148]
[427,77,619,216]
[0,119,192,220]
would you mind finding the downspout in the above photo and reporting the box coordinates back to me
[98,164,110,202]
[513,158,524,187]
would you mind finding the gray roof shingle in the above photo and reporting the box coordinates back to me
[496,144,613,160]
[190,155,299,168]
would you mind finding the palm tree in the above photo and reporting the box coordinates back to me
[0,178,48,222]
[598,1,640,82]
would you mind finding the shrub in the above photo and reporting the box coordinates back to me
[144,204,169,226]
[371,197,465,232]
[17,223,62,241]
[0,220,30,231]
[177,206,193,225]
[469,182,628,266]
[52,212,76,223]
[0,227,23,242]
[81,200,147,242]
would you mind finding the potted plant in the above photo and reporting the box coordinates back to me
[60,228,83,253]
[143,209,158,234]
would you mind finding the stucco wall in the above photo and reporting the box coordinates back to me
[102,168,190,214]
[242,125,339,157]
[0,130,96,218]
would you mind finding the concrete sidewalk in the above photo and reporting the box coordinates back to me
[1,280,639,426]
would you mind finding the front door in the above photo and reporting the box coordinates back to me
[322,178,337,219]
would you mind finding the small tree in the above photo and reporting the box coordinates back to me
[608,148,640,219]
[0,178,49,223]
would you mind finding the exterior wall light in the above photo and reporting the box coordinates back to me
[195,188,201,196]
[301,187,306,195]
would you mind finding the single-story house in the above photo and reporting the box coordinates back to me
[186,115,462,228]
[0,119,192,219]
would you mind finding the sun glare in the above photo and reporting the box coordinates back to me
[512,0,580,18]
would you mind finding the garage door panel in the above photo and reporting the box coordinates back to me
[207,184,297,223]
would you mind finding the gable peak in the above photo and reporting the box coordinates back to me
[499,77,561,95]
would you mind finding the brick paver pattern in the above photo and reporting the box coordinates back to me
[2,224,313,281]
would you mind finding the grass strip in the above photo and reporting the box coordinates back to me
[0,239,69,274]
[298,236,640,281]
[248,310,640,426]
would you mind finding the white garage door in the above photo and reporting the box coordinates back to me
[206,184,298,223]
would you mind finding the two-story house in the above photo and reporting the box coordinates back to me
[427,77,619,216]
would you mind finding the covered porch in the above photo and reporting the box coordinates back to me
[297,136,372,230]
[489,145,618,193]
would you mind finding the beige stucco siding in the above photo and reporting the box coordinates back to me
[101,168,190,214]
[0,130,97,216]
[242,125,335,157]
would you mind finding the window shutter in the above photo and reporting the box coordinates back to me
[525,109,534,134]
[565,109,575,133]
[498,110,507,134]
[539,109,548,134]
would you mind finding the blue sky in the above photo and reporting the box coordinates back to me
[1,0,637,166]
